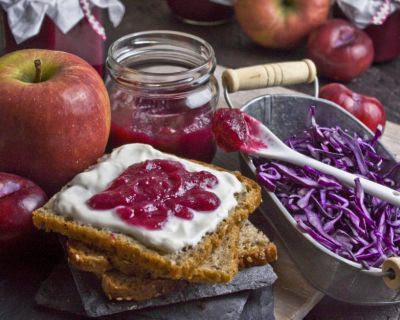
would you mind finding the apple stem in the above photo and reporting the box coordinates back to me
[34,59,42,83]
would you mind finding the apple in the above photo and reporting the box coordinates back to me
[0,49,111,194]
[234,0,330,49]
[365,11,400,63]
[320,83,386,132]
[307,19,374,82]
[0,172,47,256]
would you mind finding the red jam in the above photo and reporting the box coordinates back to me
[109,92,216,162]
[212,108,267,152]
[87,159,220,230]
[212,108,249,152]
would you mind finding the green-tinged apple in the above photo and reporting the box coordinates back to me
[234,0,331,49]
[0,49,110,194]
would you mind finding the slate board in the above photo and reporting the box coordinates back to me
[35,260,277,319]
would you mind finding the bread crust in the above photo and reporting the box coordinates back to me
[66,220,277,301]
[33,165,261,280]
[101,272,188,301]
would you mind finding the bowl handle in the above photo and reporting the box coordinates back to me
[382,257,400,289]
[222,59,317,93]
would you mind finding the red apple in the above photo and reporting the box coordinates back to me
[307,19,374,82]
[365,11,400,63]
[0,172,47,256]
[0,49,110,194]
[234,0,330,49]
[320,83,386,132]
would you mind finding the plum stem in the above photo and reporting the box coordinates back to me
[34,59,42,83]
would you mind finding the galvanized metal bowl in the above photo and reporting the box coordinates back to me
[238,94,400,305]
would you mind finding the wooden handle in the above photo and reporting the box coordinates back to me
[222,59,317,93]
[383,257,400,289]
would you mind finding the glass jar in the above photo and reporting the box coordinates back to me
[1,9,105,77]
[364,10,400,63]
[106,31,219,163]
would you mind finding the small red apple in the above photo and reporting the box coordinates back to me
[319,83,386,132]
[234,0,330,49]
[0,172,47,256]
[307,19,374,82]
[0,49,111,194]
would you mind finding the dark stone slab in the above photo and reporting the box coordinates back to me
[70,263,276,317]
[240,287,275,320]
[36,260,276,320]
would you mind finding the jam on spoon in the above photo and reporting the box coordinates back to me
[212,108,267,152]
[87,159,221,230]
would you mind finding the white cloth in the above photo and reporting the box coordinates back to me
[337,0,400,28]
[0,0,125,44]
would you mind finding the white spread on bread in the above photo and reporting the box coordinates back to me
[50,143,243,253]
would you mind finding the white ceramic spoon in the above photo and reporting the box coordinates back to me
[239,112,400,207]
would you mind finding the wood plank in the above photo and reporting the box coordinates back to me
[382,122,400,160]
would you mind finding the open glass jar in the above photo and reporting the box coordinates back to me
[106,31,219,162]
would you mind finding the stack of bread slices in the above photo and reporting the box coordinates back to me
[33,145,277,301]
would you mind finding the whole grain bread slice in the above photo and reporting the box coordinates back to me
[101,271,188,301]
[68,223,240,283]
[238,220,277,269]
[67,220,276,281]
[70,221,277,301]
[33,164,261,280]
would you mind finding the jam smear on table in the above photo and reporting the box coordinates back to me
[87,159,220,230]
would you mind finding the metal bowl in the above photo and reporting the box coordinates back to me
[239,94,400,305]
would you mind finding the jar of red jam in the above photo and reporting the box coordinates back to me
[0,8,105,77]
[106,31,219,163]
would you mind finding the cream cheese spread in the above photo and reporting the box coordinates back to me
[49,143,243,253]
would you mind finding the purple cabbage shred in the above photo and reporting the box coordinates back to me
[255,106,400,269]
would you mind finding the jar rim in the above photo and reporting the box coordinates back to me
[106,30,216,88]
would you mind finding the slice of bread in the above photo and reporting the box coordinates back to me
[68,223,240,283]
[238,220,277,269]
[33,163,261,280]
[69,221,277,301]
[101,271,188,301]
[67,220,277,281]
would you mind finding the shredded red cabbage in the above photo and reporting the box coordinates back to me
[255,106,399,269]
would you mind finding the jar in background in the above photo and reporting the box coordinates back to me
[166,0,233,26]
[106,31,219,163]
[364,10,400,63]
[1,9,105,77]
